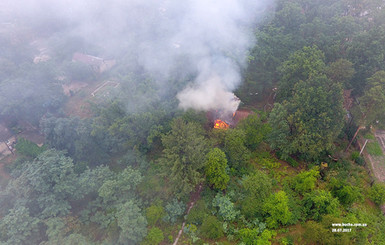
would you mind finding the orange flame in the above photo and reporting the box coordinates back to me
[214,119,229,129]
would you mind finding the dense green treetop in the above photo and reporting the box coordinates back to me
[5,150,80,218]
[263,191,292,229]
[205,148,230,190]
[277,46,326,101]
[159,118,209,198]
[358,71,385,127]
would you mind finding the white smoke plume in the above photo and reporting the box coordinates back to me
[177,74,240,115]
[171,0,271,113]
[3,0,272,113]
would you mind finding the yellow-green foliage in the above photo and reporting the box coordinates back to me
[145,204,165,226]
[205,148,230,190]
[292,167,320,195]
[256,152,281,169]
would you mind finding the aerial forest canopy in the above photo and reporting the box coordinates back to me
[1,0,385,244]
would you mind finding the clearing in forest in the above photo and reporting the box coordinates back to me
[63,80,120,118]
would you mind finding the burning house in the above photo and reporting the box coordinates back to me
[209,109,253,129]
[205,95,252,129]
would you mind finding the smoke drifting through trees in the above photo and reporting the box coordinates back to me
[4,0,272,113]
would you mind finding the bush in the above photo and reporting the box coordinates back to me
[238,229,275,245]
[292,168,319,195]
[329,159,351,171]
[212,193,240,221]
[146,204,165,226]
[186,200,208,225]
[355,156,365,165]
[263,191,292,228]
[286,156,299,167]
[303,190,340,221]
[329,178,362,206]
[256,152,281,169]
[241,196,261,219]
[369,183,385,205]
[163,199,185,224]
[143,227,164,245]
[199,216,224,239]
[351,151,360,161]
[15,138,46,158]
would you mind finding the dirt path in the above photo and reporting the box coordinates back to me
[173,184,203,245]
[361,130,385,214]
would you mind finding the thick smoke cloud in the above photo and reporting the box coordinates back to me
[4,0,271,113]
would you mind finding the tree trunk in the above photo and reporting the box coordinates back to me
[345,126,364,152]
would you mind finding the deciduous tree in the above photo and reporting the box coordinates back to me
[263,191,292,228]
[159,118,209,197]
[205,148,229,190]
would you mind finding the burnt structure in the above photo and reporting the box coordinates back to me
[207,109,253,129]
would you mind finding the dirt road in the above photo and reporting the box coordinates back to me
[364,130,385,213]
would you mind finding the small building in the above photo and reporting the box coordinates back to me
[209,109,253,129]
[72,53,116,73]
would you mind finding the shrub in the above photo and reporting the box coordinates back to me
[199,216,224,239]
[303,190,340,221]
[205,148,230,190]
[351,151,360,161]
[15,138,46,158]
[212,193,240,221]
[146,204,165,226]
[286,157,299,167]
[355,156,365,166]
[263,191,292,228]
[186,200,208,225]
[329,178,362,206]
[143,227,164,245]
[163,199,185,224]
[292,168,319,195]
[256,152,281,169]
[369,183,385,205]
[238,229,275,245]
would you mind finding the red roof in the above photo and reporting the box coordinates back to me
[233,109,252,125]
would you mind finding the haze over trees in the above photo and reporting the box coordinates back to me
[1,0,385,244]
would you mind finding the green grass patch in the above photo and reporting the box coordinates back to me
[366,141,383,156]
[363,133,376,140]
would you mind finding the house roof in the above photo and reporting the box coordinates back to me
[233,109,253,125]
[72,52,104,67]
